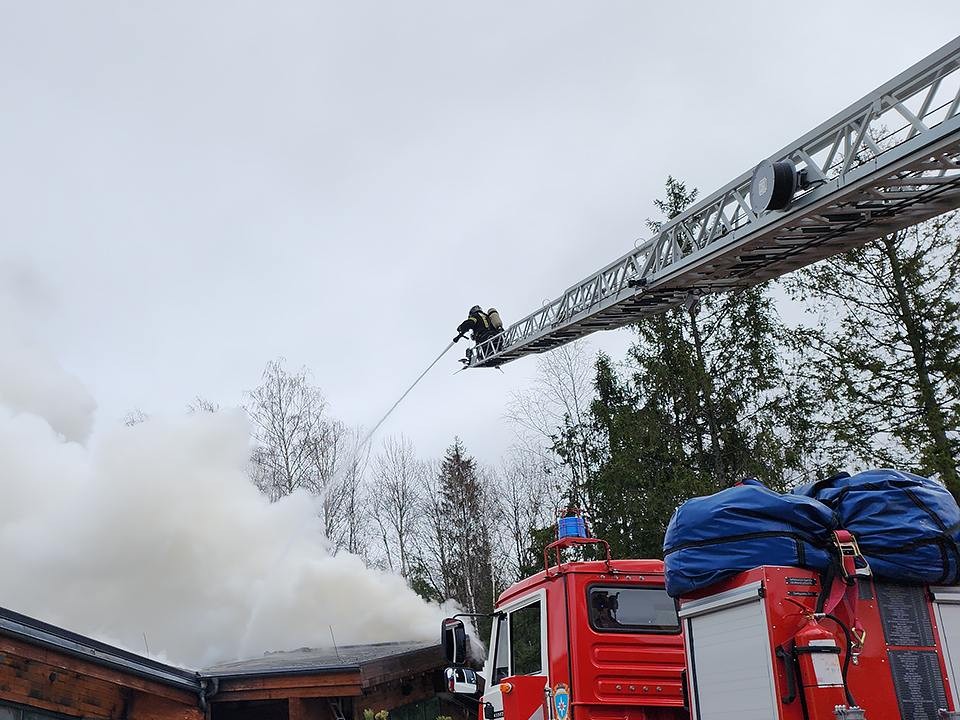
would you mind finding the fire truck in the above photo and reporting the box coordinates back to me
[442,529,685,719]
[441,515,960,720]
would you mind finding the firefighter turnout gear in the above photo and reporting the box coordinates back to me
[456,306,500,344]
[457,305,491,343]
[455,306,505,364]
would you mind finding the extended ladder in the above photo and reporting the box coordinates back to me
[470,35,960,368]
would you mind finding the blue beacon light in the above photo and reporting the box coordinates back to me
[557,514,587,539]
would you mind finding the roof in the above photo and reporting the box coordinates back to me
[0,603,444,693]
[0,605,201,692]
[204,640,442,679]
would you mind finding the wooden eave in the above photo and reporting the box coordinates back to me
[211,670,363,702]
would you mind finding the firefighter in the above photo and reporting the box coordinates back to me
[454,306,505,363]
[454,306,493,344]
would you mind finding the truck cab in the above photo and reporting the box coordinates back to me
[443,536,687,720]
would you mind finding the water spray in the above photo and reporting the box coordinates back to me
[357,339,457,450]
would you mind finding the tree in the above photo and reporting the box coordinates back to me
[581,176,817,558]
[334,426,372,558]
[788,214,960,495]
[494,449,563,582]
[410,460,451,602]
[370,435,423,577]
[246,359,326,501]
[186,396,220,414]
[416,440,497,632]
[584,351,702,559]
[245,358,364,547]
[506,341,596,511]
[123,408,149,426]
[312,417,370,552]
[502,341,601,577]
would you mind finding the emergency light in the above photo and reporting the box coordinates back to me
[557,514,587,539]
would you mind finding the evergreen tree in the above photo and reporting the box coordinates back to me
[788,214,960,496]
[435,439,497,631]
[585,352,700,559]
[582,177,817,558]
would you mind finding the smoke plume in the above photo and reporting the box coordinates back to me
[0,269,448,667]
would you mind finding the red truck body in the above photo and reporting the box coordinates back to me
[479,539,686,720]
[678,565,960,720]
[452,536,960,720]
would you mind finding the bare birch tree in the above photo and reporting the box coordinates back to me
[246,359,325,500]
[495,450,563,582]
[411,460,450,600]
[187,396,220,414]
[506,340,596,510]
[245,359,367,548]
[371,435,423,577]
[334,426,372,559]
[123,408,149,427]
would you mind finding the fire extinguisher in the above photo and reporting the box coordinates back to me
[793,618,849,720]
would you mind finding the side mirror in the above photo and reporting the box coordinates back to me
[444,666,480,696]
[441,618,468,664]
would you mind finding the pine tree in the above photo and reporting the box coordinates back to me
[585,352,700,559]
[434,439,497,632]
[582,177,817,559]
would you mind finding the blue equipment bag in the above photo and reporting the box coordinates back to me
[663,479,838,597]
[793,469,960,585]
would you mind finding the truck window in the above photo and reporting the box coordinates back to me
[587,585,679,633]
[492,614,509,682]
[509,602,542,675]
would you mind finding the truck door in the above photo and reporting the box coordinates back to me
[483,590,548,720]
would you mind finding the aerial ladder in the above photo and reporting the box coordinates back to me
[468,35,960,368]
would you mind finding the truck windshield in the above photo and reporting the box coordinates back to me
[587,585,679,633]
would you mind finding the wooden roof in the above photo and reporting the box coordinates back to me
[0,605,445,709]
[204,641,445,703]
[0,605,199,691]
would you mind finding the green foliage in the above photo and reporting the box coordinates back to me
[499,179,960,581]
[585,351,704,558]
[407,559,442,603]
[517,524,558,579]
[569,177,817,559]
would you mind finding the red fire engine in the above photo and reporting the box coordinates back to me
[441,515,960,720]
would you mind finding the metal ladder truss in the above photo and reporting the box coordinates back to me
[471,35,960,368]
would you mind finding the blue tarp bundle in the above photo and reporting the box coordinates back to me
[663,470,960,598]
[792,469,960,585]
[662,479,838,597]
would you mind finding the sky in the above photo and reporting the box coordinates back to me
[2,2,959,466]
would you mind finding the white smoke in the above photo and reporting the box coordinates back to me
[0,269,448,668]
[0,264,95,442]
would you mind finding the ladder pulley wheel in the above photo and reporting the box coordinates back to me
[750,159,799,212]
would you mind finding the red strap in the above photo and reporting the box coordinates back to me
[825,530,869,649]
[823,573,849,615]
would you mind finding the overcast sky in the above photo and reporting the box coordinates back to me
[2,2,958,465]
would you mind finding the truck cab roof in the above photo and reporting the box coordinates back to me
[497,558,667,607]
